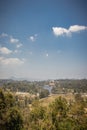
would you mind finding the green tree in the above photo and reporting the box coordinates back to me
[39,89,49,99]
[6,107,23,130]
[0,89,23,130]
[48,97,69,129]
[28,100,46,130]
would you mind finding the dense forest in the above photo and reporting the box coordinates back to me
[0,79,87,130]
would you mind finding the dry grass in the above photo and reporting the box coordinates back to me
[39,93,75,107]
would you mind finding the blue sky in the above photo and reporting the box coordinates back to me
[0,0,87,80]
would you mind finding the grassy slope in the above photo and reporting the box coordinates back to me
[39,93,75,107]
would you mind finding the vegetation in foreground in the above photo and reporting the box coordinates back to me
[0,89,23,130]
[0,88,87,130]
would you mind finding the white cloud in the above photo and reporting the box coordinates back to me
[52,27,69,36]
[14,50,18,53]
[0,47,12,54]
[10,37,19,43]
[52,25,87,37]
[0,56,24,65]
[29,34,38,42]
[9,36,23,48]
[30,36,35,42]
[0,33,8,38]
[46,53,48,57]
[16,43,22,48]
[0,34,22,48]
[69,25,87,32]
[14,50,22,54]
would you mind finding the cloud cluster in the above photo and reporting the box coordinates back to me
[0,33,24,66]
[0,47,12,54]
[10,36,23,48]
[52,25,87,37]
[0,34,23,55]
[0,33,23,49]
[10,37,19,43]
[0,56,24,65]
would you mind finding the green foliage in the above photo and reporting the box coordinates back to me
[28,100,46,129]
[25,96,87,130]
[0,79,87,94]
[0,80,47,95]
[39,89,49,98]
[6,107,23,130]
[52,79,87,94]
[0,89,23,130]
[41,119,56,130]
